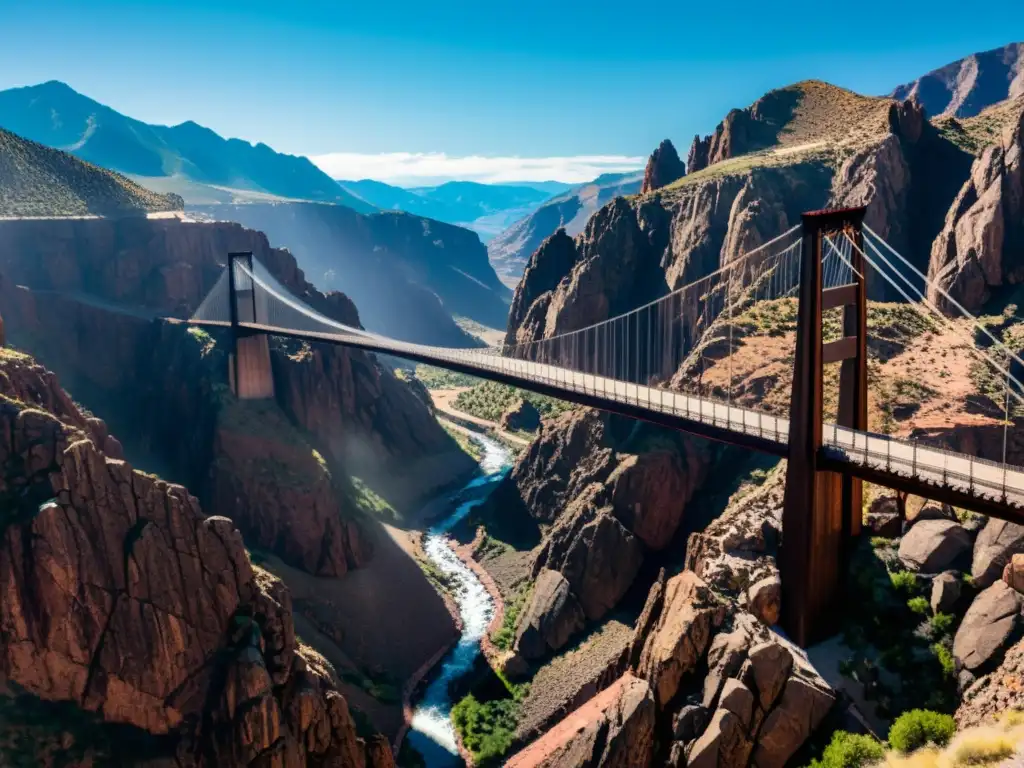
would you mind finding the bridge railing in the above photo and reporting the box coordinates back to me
[823,424,1024,507]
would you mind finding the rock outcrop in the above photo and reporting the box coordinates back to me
[485,408,711,651]
[0,351,393,767]
[928,102,1024,312]
[500,397,541,432]
[642,139,686,193]
[629,571,834,768]
[514,569,587,660]
[973,518,1024,588]
[958,635,1024,727]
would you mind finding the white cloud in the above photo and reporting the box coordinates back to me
[307,151,645,185]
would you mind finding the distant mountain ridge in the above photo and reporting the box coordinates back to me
[0,81,373,209]
[890,42,1024,118]
[338,178,569,241]
[486,170,643,285]
[0,126,182,217]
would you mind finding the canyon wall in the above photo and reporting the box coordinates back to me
[0,349,395,767]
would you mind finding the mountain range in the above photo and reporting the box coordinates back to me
[486,170,643,285]
[338,178,572,241]
[0,80,374,210]
[890,41,1023,118]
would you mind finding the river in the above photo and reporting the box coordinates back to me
[405,432,513,767]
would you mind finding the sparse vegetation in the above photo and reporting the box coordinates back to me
[340,667,401,705]
[492,584,530,651]
[453,380,572,425]
[0,126,181,217]
[442,422,484,461]
[351,477,397,521]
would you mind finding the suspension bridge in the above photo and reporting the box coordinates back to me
[188,206,1024,644]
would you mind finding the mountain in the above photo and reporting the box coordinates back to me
[191,201,513,344]
[0,126,182,216]
[890,41,1024,118]
[0,80,374,210]
[486,170,643,286]
[338,178,562,241]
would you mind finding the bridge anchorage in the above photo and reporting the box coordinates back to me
[190,206,1024,647]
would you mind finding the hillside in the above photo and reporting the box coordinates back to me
[0,80,373,210]
[891,41,1024,118]
[192,201,513,344]
[338,178,563,240]
[0,126,182,217]
[486,171,642,285]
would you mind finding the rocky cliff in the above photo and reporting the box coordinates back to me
[191,202,511,343]
[0,349,394,767]
[0,217,475,574]
[928,99,1024,312]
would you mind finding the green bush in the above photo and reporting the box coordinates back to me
[808,731,885,768]
[931,644,956,678]
[451,694,519,766]
[888,709,956,753]
[889,570,918,594]
[929,613,956,637]
[907,596,930,615]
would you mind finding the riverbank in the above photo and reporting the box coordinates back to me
[430,387,531,448]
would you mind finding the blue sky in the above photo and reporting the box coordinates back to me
[1,0,1021,182]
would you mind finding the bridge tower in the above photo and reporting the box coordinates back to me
[780,207,868,646]
[228,252,275,400]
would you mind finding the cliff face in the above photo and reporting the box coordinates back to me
[0,217,474,575]
[928,101,1024,312]
[0,350,394,767]
[192,202,511,343]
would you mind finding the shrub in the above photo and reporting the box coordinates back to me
[890,570,918,594]
[907,596,930,615]
[888,709,956,753]
[929,613,956,637]
[931,644,956,678]
[809,731,885,768]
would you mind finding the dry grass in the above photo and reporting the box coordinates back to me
[935,96,1024,155]
[879,715,1024,766]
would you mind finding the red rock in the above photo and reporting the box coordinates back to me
[641,139,686,194]
[0,352,392,767]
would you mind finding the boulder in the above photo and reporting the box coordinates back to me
[742,641,794,713]
[636,572,726,707]
[747,574,782,626]
[972,519,1024,588]
[752,675,835,768]
[718,678,755,728]
[687,707,752,768]
[672,704,709,741]
[953,581,1024,672]
[913,504,958,524]
[931,571,962,614]
[898,519,972,572]
[957,638,1024,728]
[500,397,541,432]
[1005,553,1024,593]
[864,496,902,537]
[514,569,586,659]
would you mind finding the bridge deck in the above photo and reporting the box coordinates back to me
[193,319,1024,519]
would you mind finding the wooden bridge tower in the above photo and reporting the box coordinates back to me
[228,252,275,400]
[781,207,869,646]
